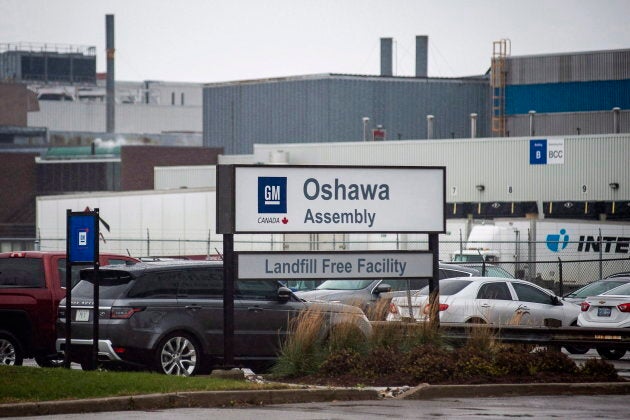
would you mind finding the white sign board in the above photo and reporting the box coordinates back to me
[232,166,445,233]
[238,251,434,280]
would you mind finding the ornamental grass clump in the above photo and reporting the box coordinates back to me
[271,306,328,377]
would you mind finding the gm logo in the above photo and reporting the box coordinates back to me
[258,177,287,213]
[546,229,569,252]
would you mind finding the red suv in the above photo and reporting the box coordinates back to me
[0,251,138,366]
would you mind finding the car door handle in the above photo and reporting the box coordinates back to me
[480,304,491,308]
[517,305,530,311]
[185,305,201,311]
[248,306,263,312]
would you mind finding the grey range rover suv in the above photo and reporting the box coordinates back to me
[56,260,370,376]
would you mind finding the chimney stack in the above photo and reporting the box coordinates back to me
[415,35,428,77]
[106,14,115,133]
[380,38,393,76]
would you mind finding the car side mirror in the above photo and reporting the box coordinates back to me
[375,283,391,294]
[278,286,292,302]
[551,295,561,305]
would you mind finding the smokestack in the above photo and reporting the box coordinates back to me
[415,35,428,77]
[380,38,393,76]
[106,14,115,133]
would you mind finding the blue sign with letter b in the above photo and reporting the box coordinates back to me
[530,139,547,165]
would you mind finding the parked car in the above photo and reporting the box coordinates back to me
[0,251,138,367]
[563,277,630,304]
[294,263,484,320]
[577,282,630,360]
[442,262,514,278]
[387,277,580,328]
[56,260,371,375]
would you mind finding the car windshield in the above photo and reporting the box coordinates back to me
[452,254,485,263]
[414,279,472,296]
[315,279,374,291]
[483,266,513,278]
[73,270,134,299]
[602,283,630,296]
[565,280,630,298]
[461,265,513,278]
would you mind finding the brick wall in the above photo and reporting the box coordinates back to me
[0,83,39,126]
[120,146,222,190]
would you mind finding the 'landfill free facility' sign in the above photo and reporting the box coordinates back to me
[226,165,445,234]
[238,251,434,280]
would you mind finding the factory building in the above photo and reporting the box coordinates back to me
[203,36,491,155]
[204,38,630,155]
[493,40,630,137]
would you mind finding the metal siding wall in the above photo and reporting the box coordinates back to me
[507,110,630,136]
[253,134,630,203]
[154,166,216,190]
[29,102,201,133]
[507,50,630,85]
[505,80,630,114]
[203,77,490,154]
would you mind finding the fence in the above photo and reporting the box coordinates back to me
[2,235,629,293]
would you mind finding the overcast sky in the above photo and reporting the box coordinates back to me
[2,0,630,83]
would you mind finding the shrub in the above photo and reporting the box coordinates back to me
[359,346,400,377]
[492,346,532,376]
[579,358,619,381]
[528,348,577,375]
[453,346,502,380]
[402,344,455,383]
[320,348,363,377]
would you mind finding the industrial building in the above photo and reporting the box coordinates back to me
[203,38,630,154]
[1,30,629,255]
[497,41,630,137]
[203,36,491,154]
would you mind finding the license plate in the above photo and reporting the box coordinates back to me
[597,307,612,317]
[75,309,90,322]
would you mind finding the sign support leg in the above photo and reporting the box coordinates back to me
[428,233,440,330]
[223,234,235,368]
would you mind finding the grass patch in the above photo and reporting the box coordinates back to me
[0,365,285,405]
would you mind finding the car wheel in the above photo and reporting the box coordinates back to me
[564,345,590,355]
[596,347,627,360]
[35,355,65,368]
[155,332,201,376]
[0,332,23,366]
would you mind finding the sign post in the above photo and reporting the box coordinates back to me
[217,165,446,365]
[66,209,99,369]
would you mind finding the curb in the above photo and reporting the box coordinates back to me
[3,382,630,417]
[0,388,379,418]
[398,382,630,399]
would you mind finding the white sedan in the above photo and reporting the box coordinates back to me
[577,282,630,360]
[387,277,580,327]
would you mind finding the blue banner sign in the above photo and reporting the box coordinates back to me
[68,214,97,263]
